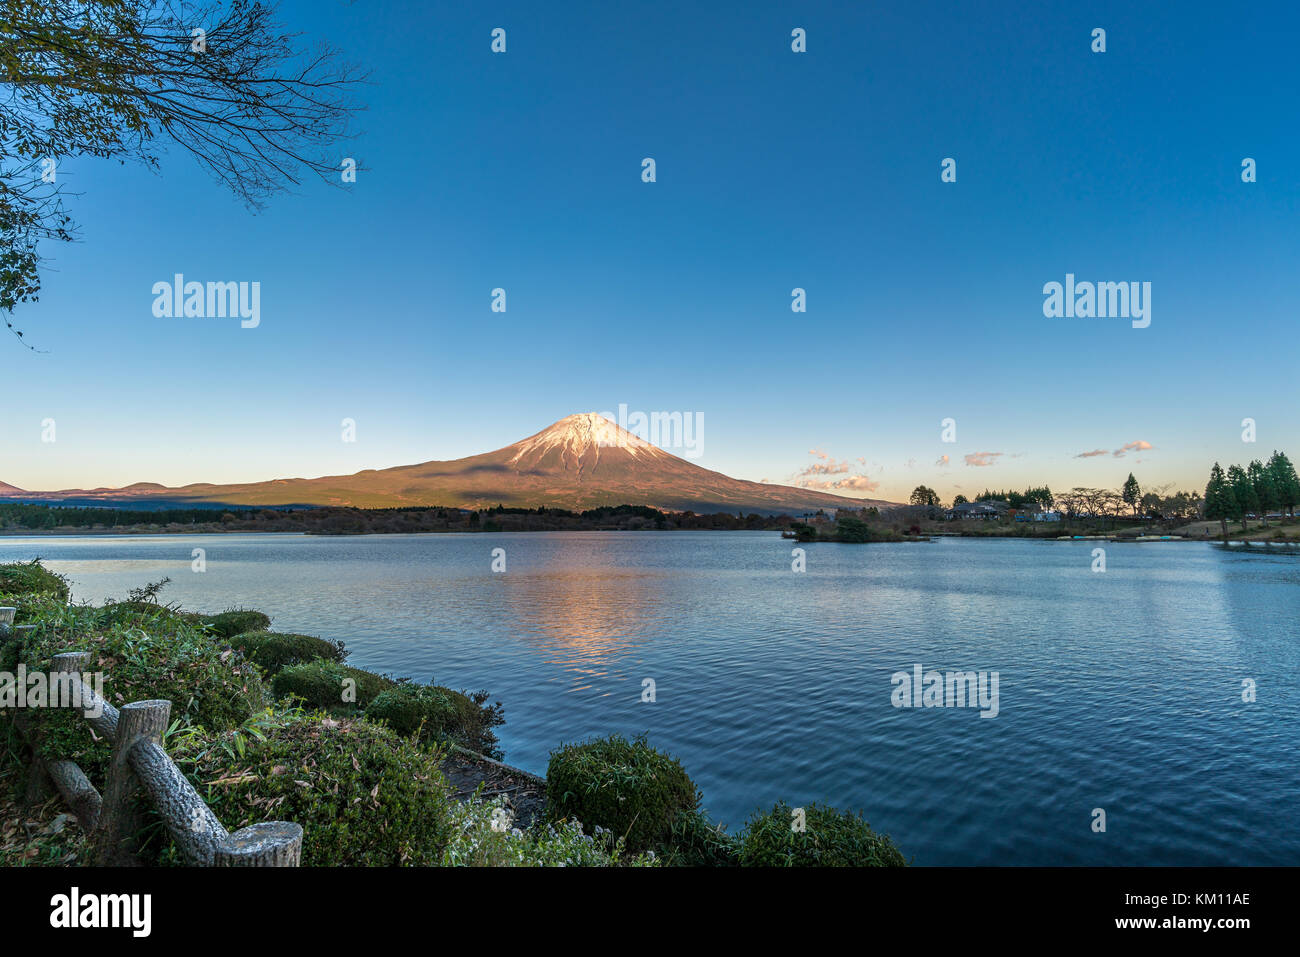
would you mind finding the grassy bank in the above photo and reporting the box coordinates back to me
[0,560,905,867]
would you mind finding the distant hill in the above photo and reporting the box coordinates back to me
[1,413,897,514]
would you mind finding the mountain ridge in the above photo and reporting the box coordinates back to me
[1,413,897,514]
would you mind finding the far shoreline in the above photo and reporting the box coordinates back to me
[3,527,1298,550]
[3,499,1298,544]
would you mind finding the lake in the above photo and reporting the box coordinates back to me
[1,531,1296,865]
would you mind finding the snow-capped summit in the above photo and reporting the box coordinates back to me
[507,413,667,470]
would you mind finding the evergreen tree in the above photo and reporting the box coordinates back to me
[1267,451,1300,518]
[1227,464,1257,531]
[1121,473,1141,517]
[1248,460,1278,527]
[1204,463,1236,540]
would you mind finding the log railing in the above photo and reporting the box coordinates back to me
[1,606,36,643]
[9,646,302,866]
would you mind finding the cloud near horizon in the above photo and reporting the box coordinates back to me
[1114,440,1153,458]
[793,449,880,493]
[798,459,850,477]
[798,474,883,493]
[1076,440,1154,459]
[964,451,1003,467]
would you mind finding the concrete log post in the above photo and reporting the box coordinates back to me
[21,756,55,806]
[49,650,89,669]
[51,651,118,740]
[46,760,102,830]
[93,699,170,866]
[12,686,53,807]
[215,822,304,867]
[129,739,229,865]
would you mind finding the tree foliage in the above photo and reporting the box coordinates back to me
[909,485,940,507]
[1203,463,1237,539]
[1268,451,1300,517]
[1121,473,1141,515]
[1,0,365,341]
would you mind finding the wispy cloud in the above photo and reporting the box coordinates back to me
[936,454,950,467]
[1077,440,1154,459]
[798,459,850,477]
[964,451,1003,467]
[792,448,879,493]
[800,474,882,492]
[1113,440,1153,458]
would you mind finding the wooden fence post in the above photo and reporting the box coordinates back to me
[216,822,304,867]
[22,649,304,865]
[93,699,170,866]
[128,737,229,865]
[50,650,90,673]
[51,651,118,740]
[0,607,14,639]
[45,760,102,830]
[19,653,103,827]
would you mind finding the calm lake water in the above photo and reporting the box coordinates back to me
[2,531,1296,865]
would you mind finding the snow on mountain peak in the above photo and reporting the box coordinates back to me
[507,413,666,465]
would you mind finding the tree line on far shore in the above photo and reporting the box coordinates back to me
[904,449,1300,537]
[1203,451,1300,537]
[0,501,793,535]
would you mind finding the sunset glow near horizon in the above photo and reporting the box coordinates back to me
[3,0,1297,505]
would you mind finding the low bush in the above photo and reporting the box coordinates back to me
[230,631,347,676]
[442,794,658,867]
[168,709,456,865]
[93,601,200,632]
[545,734,699,854]
[271,659,394,710]
[659,807,742,867]
[366,683,504,758]
[200,609,271,639]
[0,591,66,636]
[6,610,266,781]
[0,561,69,600]
[739,801,907,867]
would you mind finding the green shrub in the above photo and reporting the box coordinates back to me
[168,709,456,865]
[0,560,69,600]
[94,601,201,632]
[442,795,659,867]
[8,610,266,781]
[739,801,907,867]
[231,631,347,676]
[201,609,271,639]
[366,683,504,758]
[659,808,741,867]
[271,659,394,710]
[0,591,64,629]
[545,734,699,854]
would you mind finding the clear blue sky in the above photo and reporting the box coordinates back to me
[4,0,1297,503]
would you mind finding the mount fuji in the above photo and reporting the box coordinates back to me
[1,413,896,514]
